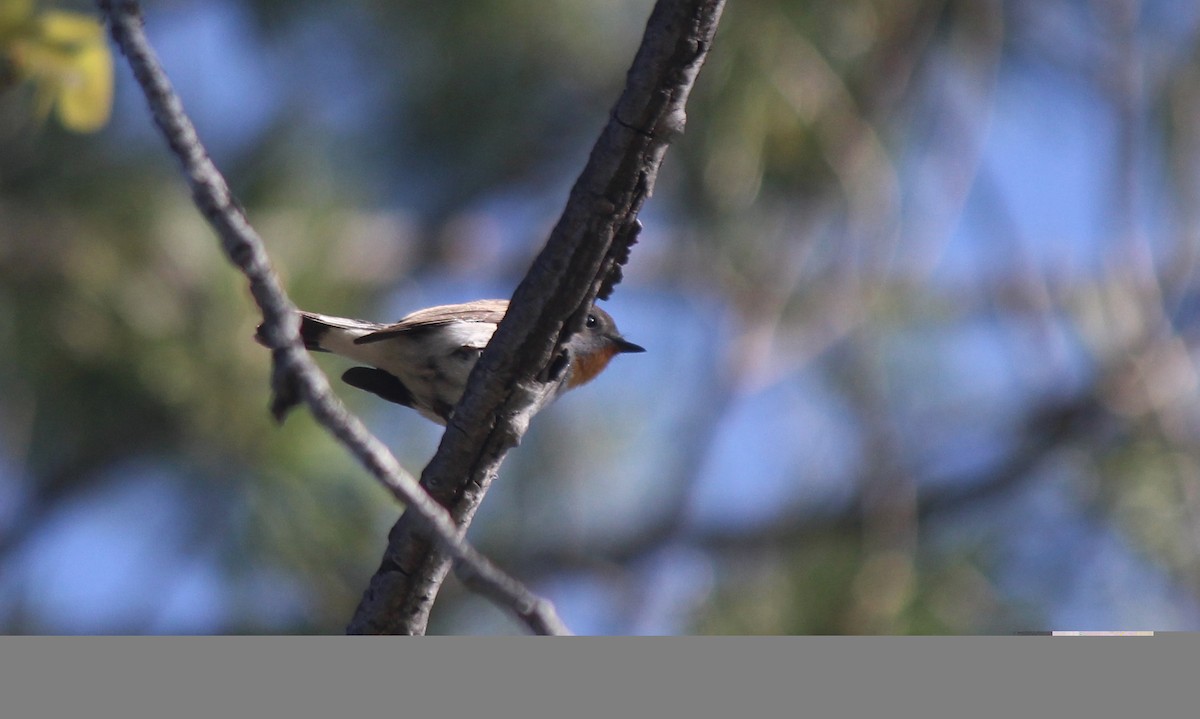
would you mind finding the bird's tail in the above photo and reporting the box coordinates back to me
[255,312,382,352]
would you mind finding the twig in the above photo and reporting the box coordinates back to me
[96,0,569,636]
[347,0,726,635]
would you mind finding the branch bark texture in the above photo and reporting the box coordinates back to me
[347,0,726,634]
[97,0,568,635]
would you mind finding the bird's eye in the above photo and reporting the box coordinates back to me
[586,313,598,328]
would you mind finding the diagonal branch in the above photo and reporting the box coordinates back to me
[347,0,726,635]
[97,0,568,635]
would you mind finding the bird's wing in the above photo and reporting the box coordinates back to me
[354,299,509,345]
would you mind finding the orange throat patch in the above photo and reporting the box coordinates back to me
[567,345,620,389]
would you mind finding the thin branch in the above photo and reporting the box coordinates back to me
[347,0,727,634]
[96,0,568,636]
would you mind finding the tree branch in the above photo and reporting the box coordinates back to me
[347,0,726,634]
[97,0,568,635]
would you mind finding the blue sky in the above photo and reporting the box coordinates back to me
[4,0,1200,634]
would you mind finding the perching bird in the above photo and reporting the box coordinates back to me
[259,299,643,424]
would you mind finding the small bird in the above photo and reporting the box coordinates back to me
[260,299,644,424]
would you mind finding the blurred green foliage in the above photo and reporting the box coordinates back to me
[3,0,1200,634]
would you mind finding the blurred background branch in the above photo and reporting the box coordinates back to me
[346,0,724,635]
[3,0,1200,634]
[95,0,569,635]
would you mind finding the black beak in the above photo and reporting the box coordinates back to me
[613,337,646,354]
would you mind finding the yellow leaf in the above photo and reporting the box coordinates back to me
[11,10,114,132]
[54,37,111,132]
[38,10,104,46]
